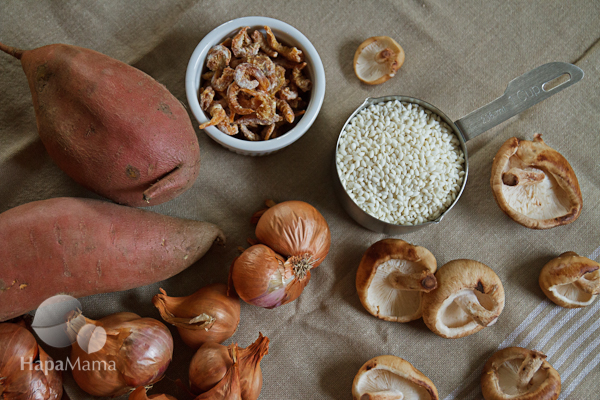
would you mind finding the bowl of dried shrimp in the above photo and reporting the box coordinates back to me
[186,16,326,156]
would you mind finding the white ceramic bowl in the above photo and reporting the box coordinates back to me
[185,17,326,156]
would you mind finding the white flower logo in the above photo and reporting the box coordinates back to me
[32,295,106,354]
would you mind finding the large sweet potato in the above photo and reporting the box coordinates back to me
[0,197,225,322]
[0,42,200,207]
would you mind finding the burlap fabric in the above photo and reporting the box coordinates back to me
[1,1,599,399]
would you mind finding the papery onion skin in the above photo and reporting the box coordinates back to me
[189,341,233,394]
[70,312,173,397]
[238,333,270,400]
[255,201,331,267]
[0,323,63,400]
[193,344,241,400]
[188,334,270,400]
[153,283,240,349]
[231,245,309,308]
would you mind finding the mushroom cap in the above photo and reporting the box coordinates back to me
[353,36,405,85]
[421,259,505,339]
[539,251,600,308]
[490,134,582,229]
[356,239,437,323]
[481,347,561,400]
[352,355,439,400]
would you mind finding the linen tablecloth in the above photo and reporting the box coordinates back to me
[1,1,599,399]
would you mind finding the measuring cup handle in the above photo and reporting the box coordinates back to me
[455,62,584,141]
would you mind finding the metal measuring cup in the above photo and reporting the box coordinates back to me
[333,62,584,234]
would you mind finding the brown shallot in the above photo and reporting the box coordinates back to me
[69,312,173,397]
[152,283,240,349]
[231,201,330,308]
[189,333,269,400]
[0,322,63,400]
[189,341,233,394]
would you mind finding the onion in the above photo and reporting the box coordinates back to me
[0,322,63,400]
[255,200,331,267]
[231,201,330,308]
[189,333,269,400]
[189,342,233,393]
[194,344,241,400]
[152,283,240,349]
[69,312,173,397]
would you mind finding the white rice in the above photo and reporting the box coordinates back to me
[336,100,465,226]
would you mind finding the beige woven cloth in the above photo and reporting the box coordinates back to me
[1,1,600,399]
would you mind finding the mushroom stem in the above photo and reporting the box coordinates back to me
[375,48,395,64]
[454,291,499,326]
[361,390,404,400]
[502,167,545,186]
[574,274,600,295]
[388,270,437,292]
[517,350,546,389]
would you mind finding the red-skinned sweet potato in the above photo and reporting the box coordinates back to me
[0,197,225,322]
[0,42,200,207]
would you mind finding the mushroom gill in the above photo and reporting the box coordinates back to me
[490,134,582,229]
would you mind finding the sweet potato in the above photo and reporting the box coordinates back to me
[0,42,200,207]
[0,197,225,322]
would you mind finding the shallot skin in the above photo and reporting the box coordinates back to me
[255,201,331,266]
[231,245,308,308]
[189,341,233,393]
[0,323,63,400]
[70,312,174,397]
[232,201,331,309]
[153,283,241,349]
[238,333,270,400]
[189,333,269,400]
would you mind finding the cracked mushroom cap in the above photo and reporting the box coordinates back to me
[352,355,439,400]
[356,239,437,323]
[353,36,405,85]
[490,134,582,229]
[481,347,561,400]
[421,259,505,339]
[539,251,600,308]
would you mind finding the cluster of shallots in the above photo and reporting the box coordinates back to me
[230,200,331,308]
[199,26,311,141]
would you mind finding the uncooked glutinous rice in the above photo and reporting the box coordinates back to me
[336,101,465,225]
